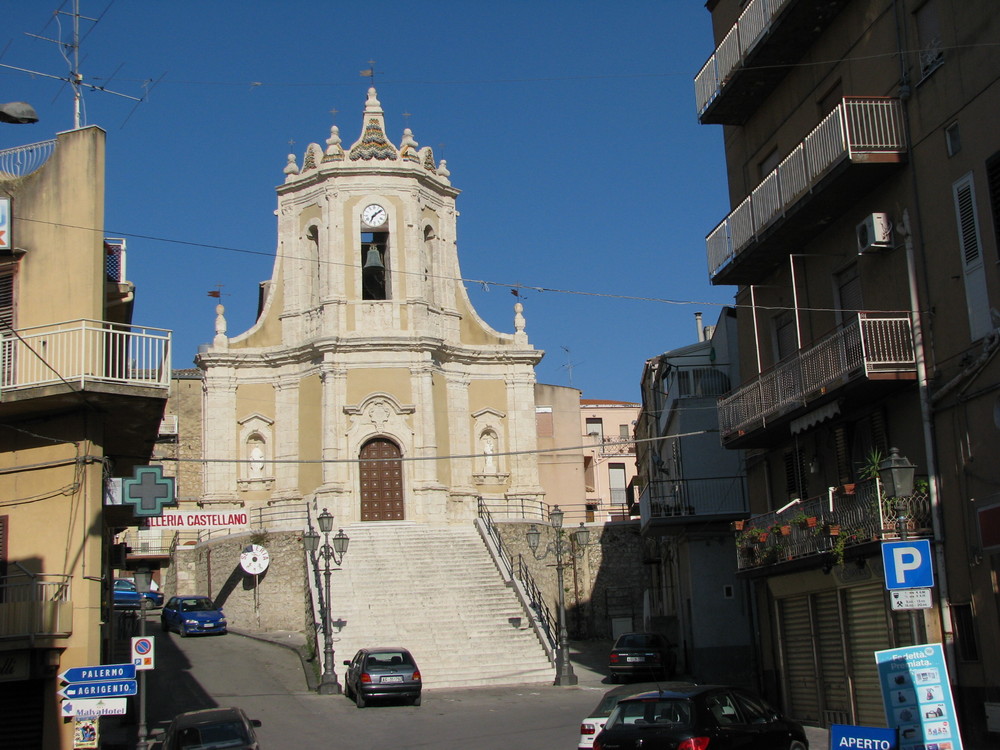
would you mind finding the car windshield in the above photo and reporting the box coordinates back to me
[366,651,413,669]
[607,699,694,729]
[180,599,217,612]
[616,634,664,649]
[115,580,136,591]
[175,720,249,749]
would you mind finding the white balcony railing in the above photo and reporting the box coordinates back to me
[0,139,56,179]
[694,0,794,115]
[707,98,905,279]
[718,313,915,440]
[1,319,171,393]
[639,476,747,527]
[0,573,73,639]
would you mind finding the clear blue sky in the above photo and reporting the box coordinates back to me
[2,1,734,402]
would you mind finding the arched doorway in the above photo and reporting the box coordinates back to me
[359,437,404,521]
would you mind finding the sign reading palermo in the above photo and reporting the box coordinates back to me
[146,511,249,530]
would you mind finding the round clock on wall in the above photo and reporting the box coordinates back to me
[362,203,387,227]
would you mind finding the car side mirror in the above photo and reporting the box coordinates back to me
[251,719,262,728]
[343,660,351,666]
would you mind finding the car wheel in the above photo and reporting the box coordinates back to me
[411,694,421,707]
[788,742,807,750]
[179,627,188,638]
[355,691,366,708]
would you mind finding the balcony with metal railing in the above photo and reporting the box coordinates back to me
[694,0,851,125]
[719,313,915,447]
[639,476,748,533]
[734,478,931,572]
[707,97,906,286]
[1,318,170,395]
[0,139,56,179]
[0,571,73,640]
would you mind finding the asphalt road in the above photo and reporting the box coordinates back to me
[143,627,608,749]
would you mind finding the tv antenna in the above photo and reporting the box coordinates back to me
[560,346,583,389]
[1,0,158,129]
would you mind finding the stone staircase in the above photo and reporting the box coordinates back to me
[314,522,554,689]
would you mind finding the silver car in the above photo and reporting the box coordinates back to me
[343,647,422,707]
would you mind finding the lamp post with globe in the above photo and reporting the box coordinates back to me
[303,509,350,694]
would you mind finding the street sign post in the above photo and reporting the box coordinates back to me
[60,664,135,683]
[59,680,137,700]
[890,588,933,610]
[61,698,128,718]
[132,636,155,670]
[882,540,934,590]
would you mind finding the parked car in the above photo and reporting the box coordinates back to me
[609,632,676,682]
[160,595,228,636]
[155,706,262,750]
[593,685,808,750]
[113,578,164,609]
[342,647,422,707]
[579,682,698,749]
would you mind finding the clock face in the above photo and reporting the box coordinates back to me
[362,203,387,227]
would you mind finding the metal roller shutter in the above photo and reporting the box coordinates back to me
[845,583,894,727]
[779,595,820,723]
[814,590,851,725]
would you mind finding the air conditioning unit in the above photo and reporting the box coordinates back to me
[158,415,179,436]
[856,213,892,254]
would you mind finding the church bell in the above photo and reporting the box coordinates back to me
[363,244,385,271]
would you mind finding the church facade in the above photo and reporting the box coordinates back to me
[196,88,546,525]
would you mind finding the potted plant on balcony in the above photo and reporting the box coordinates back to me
[791,511,818,530]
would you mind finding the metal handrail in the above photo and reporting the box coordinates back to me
[516,553,556,651]
[0,139,56,178]
[0,572,73,640]
[477,498,557,651]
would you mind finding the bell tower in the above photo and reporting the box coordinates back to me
[198,88,545,524]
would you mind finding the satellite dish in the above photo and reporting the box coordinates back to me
[0,102,39,124]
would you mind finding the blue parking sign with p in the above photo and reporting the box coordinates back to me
[882,540,934,590]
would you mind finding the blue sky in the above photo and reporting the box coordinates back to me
[2,1,734,401]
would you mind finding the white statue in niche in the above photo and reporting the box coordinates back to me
[482,432,496,474]
[248,440,265,477]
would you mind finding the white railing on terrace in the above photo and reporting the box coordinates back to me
[718,313,914,439]
[694,0,794,115]
[0,139,57,178]
[1,319,171,393]
[706,98,905,278]
[0,573,73,639]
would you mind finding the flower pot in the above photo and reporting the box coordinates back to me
[780,525,791,536]
[824,524,841,537]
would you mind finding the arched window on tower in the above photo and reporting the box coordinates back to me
[361,231,390,301]
[306,224,321,310]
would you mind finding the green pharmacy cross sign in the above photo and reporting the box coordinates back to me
[122,466,176,518]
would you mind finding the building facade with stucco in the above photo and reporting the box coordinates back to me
[195,88,547,526]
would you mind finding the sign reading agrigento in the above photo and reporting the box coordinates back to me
[145,512,249,530]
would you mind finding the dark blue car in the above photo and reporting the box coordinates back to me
[161,595,228,637]
[113,578,164,609]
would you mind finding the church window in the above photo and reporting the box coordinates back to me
[361,230,389,300]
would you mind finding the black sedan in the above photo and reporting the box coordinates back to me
[593,685,808,750]
[343,647,422,708]
[609,632,676,682]
[155,706,262,750]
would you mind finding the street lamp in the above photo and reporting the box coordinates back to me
[526,505,590,686]
[0,102,39,124]
[303,509,349,694]
[878,447,917,540]
[133,567,153,750]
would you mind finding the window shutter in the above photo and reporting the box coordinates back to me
[952,174,992,341]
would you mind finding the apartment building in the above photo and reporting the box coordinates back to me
[0,127,169,748]
[697,0,999,743]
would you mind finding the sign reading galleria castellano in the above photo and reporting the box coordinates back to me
[145,512,249,530]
